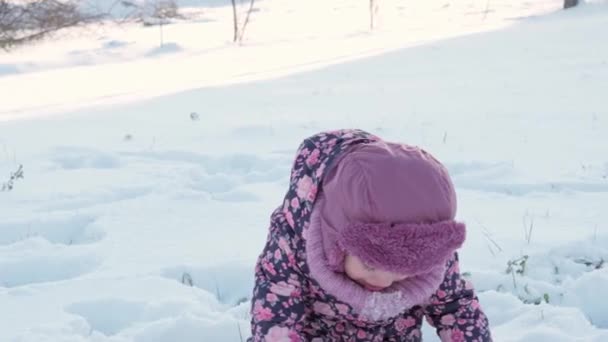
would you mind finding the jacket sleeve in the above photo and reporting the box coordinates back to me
[249,210,310,342]
[423,253,492,342]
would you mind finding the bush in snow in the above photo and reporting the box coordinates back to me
[0,0,102,50]
[1,164,24,191]
[140,0,181,26]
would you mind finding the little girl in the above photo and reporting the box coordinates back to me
[249,129,492,341]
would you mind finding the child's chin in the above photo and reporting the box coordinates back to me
[362,283,387,291]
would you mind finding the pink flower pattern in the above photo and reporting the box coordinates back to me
[265,326,291,342]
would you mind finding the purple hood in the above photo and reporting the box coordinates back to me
[281,130,466,321]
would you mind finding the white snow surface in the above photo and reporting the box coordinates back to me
[1,0,608,341]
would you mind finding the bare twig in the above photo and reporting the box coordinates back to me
[523,211,534,245]
[370,0,374,30]
[482,0,491,21]
[215,279,222,302]
[237,321,244,342]
[237,0,255,43]
[231,0,238,42]
[1,164,24,192]
[474,218,503,254]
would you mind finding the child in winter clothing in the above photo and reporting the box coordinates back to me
[249,130,492,341]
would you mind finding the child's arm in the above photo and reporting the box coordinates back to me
[249,210,310,341]
[422,253,492,342]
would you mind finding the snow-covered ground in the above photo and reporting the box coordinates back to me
[1,0,608,341]
[0,0,563,120]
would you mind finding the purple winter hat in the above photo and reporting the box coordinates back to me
[317,141,466,276]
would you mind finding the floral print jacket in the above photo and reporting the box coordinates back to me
[249,130,492,341]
